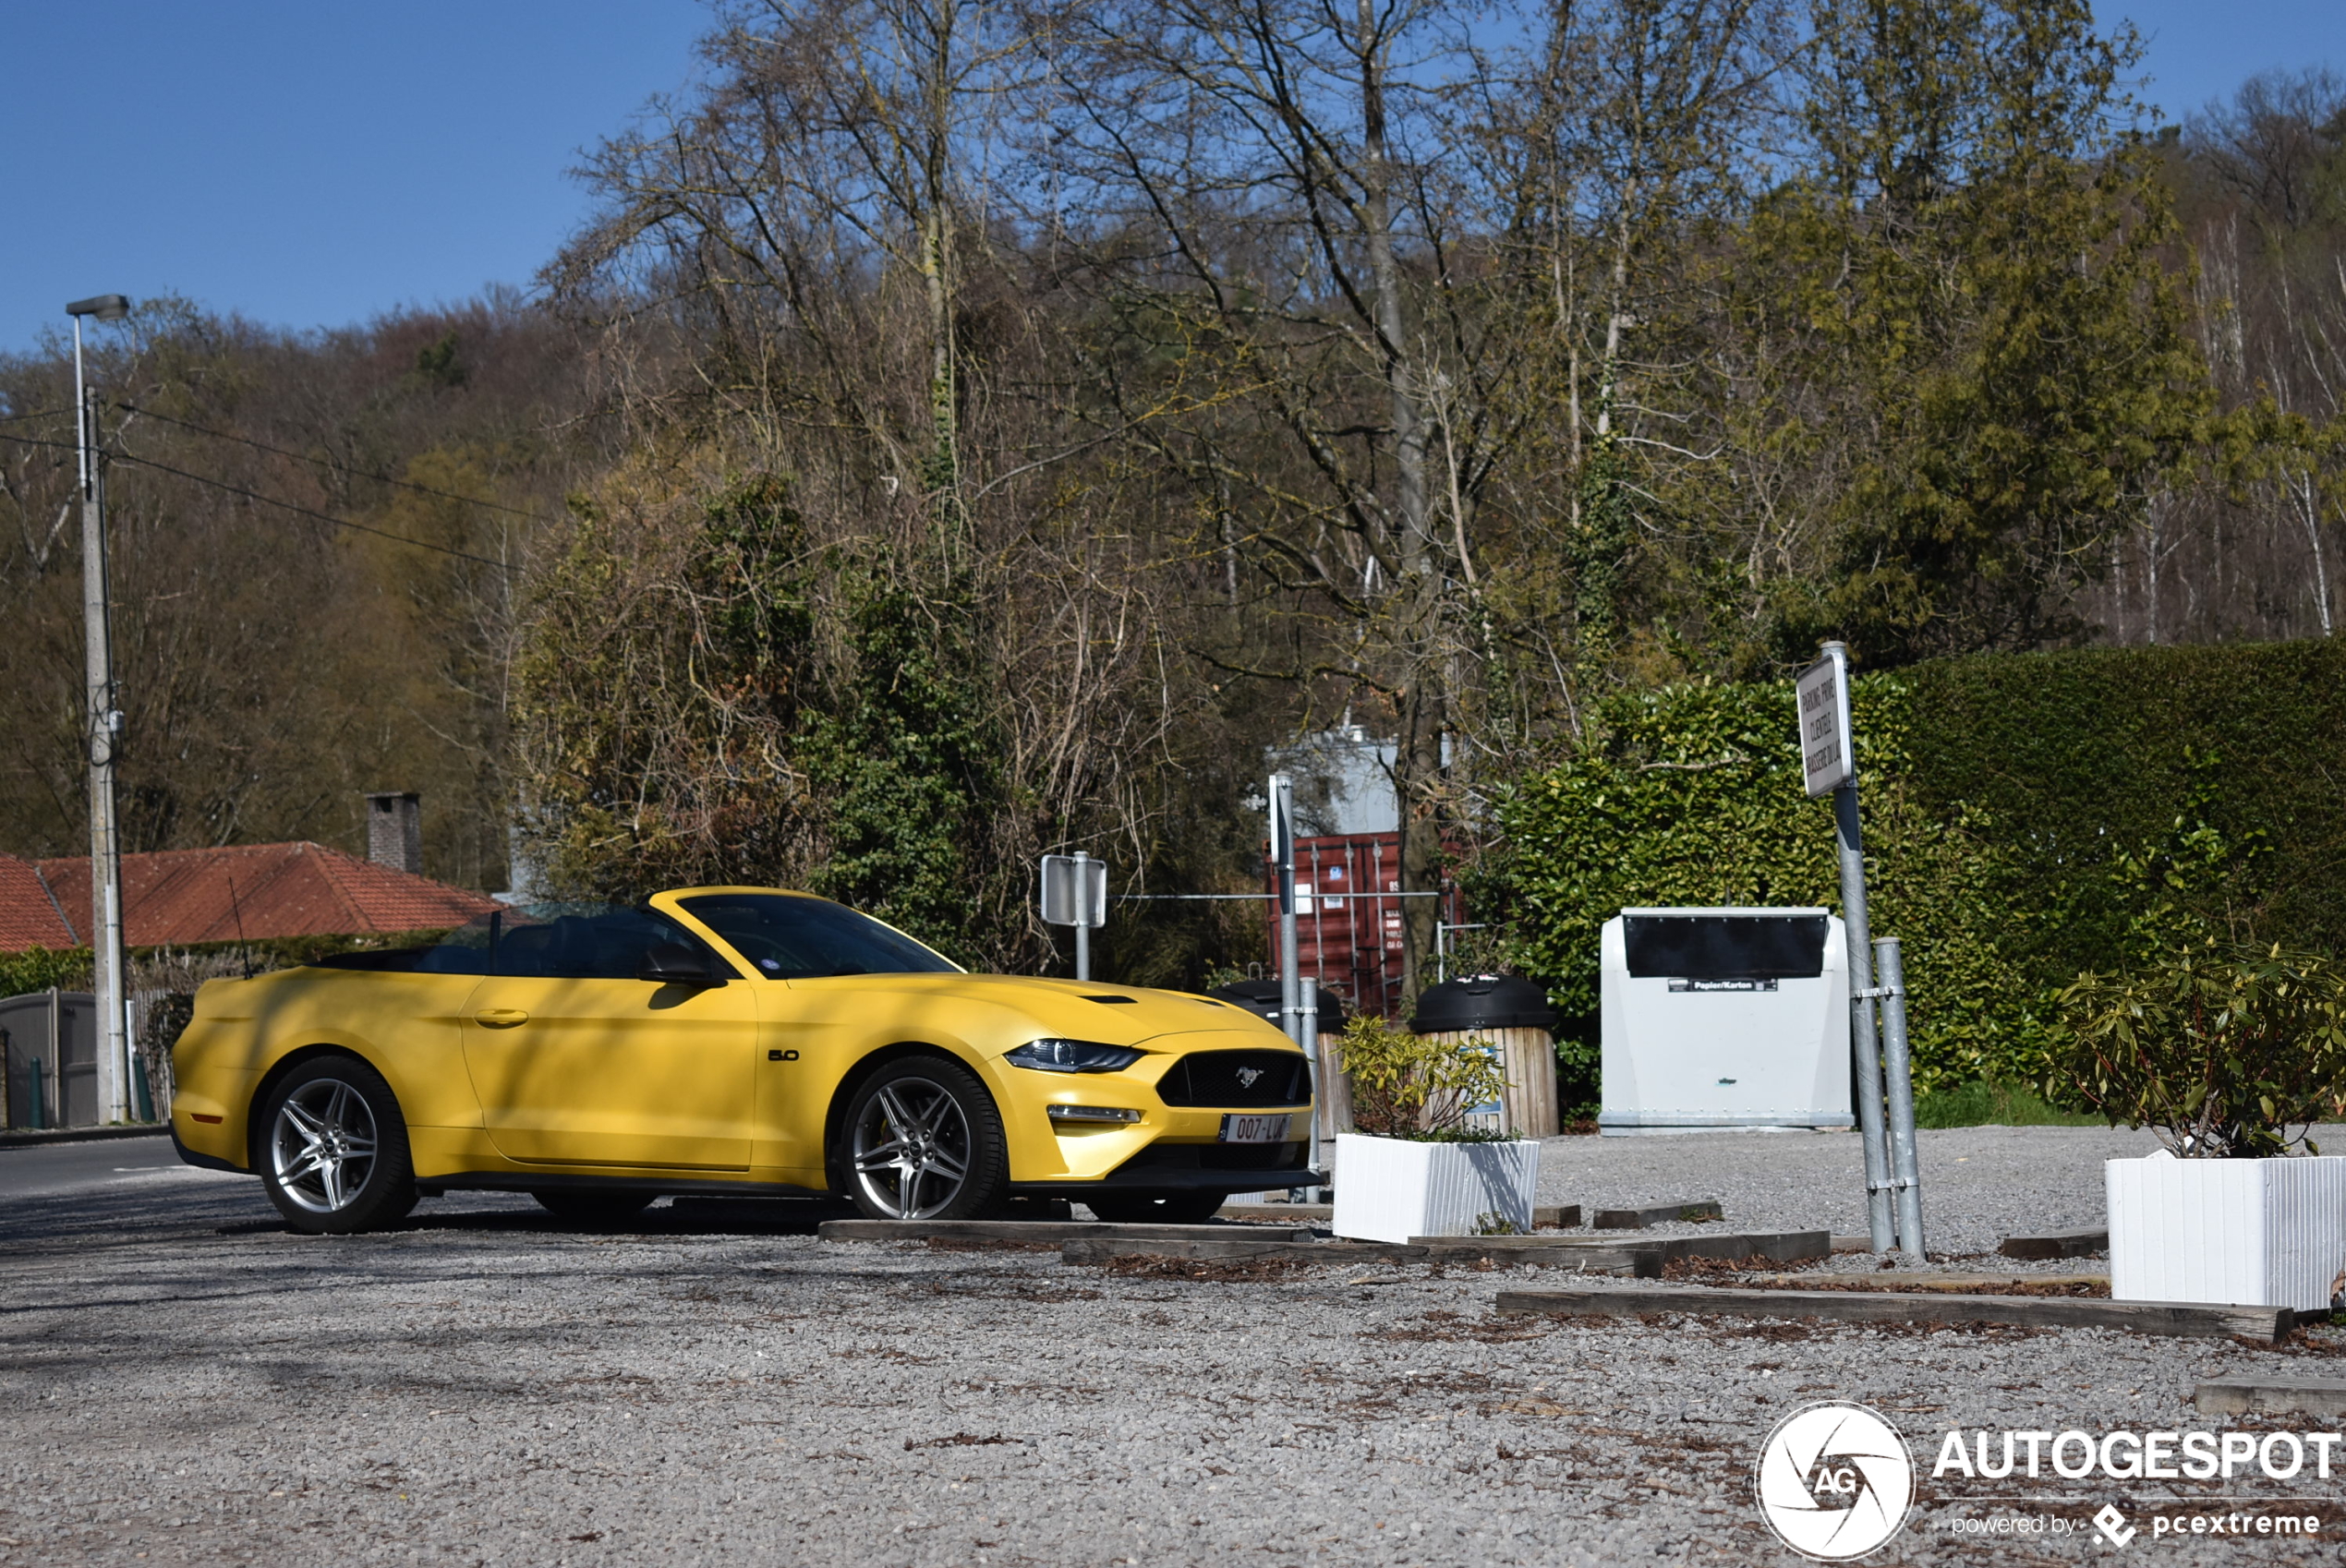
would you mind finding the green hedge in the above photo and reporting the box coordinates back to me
[1473,639,2346,1104]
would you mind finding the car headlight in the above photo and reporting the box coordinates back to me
[1005,1039,1144,1074]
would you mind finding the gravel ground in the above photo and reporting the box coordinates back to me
[2,1128,2340,1567]
[1530,1124,2161,1255]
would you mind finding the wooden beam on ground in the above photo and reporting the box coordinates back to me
[1060,1236,1657,1273]
[2195,1380,2346,1418]
[819,1219,1314,1244]
[1999,1227,2109,1260]
[1402,1230,1827,1267]
[1658,1230,1831,1265]
[1592,1200,1724,1229]
[1494,1286,2291,1341]
[1742,1272,2108,1294]
[1217,1203,1581,1228]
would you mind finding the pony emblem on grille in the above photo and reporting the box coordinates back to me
[1235,1066,1264,1088]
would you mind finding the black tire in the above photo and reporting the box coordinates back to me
[1084,1191,1226,1224]
[532,1189,659,1224]
[839,1056,1009,1221]
[256,1055,417,1235]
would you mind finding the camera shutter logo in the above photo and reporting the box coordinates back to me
[1754,1402,1915,1560]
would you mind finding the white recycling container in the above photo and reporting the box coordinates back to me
[1598,907,1854,1136]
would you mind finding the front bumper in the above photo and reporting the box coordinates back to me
[1010,1138,1322,1196]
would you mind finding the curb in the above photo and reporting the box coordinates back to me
[0,1125,170,1151]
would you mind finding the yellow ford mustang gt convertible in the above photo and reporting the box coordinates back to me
[170,887,1317,1234]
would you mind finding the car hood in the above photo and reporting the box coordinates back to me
[781,971,1294,1052]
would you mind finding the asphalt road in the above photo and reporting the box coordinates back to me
[1,1131,2340,1567]
[0,1135,240,1200]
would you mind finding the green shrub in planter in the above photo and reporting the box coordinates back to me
[1333,1016,1510,1140]
[2050,943,2346,1157]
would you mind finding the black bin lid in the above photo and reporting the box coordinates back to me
[1409,974,1556,1035]
[1206,978,1351,1027]
[1621,910,1829,980]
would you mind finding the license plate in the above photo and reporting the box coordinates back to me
[1219,1114,1290,1144]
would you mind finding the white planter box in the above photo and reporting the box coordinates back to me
[1330,1133,1542,1245]
[2107,1153,2346,1311]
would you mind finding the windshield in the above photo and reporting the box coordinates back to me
[680,893,959,979]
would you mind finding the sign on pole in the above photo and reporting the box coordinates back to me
[1040,851,1107,982]
[1039,852,1106,929]
[1796,645,1855,799]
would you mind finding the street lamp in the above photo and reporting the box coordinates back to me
[67,292,133,1125]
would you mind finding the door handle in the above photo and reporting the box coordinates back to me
[473,1008,530,1027]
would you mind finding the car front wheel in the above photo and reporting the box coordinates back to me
[258,1055,417,1235]
[840,1057,1008,1221]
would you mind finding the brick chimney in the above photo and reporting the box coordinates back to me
[365,792,422,875]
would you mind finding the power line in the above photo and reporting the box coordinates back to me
[110,452,521,573]
[0,429,519,572]
[111,400,561,524]
[0,406,69,424]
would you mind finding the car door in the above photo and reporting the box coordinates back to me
[459,905,757,1170]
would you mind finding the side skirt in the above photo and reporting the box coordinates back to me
[415,1170,833,1200]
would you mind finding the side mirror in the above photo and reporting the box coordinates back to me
[639,943,724,986]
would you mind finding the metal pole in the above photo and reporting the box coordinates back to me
[75,320,128,1126]
[1875,937,1927,1258]
[1835,780,1894,1253]
[1269,773,1320,1185]
[1071,850,1091,982]
[1270,774,1300,1044]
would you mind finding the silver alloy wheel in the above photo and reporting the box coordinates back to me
[270,1077,379,1214]
[849,1077,973,1219]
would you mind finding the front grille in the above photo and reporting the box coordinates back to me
[1155,1050,1311,1108]
[1118,1140,1311,1173]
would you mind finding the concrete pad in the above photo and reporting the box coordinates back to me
[2195,1379,2346,1417]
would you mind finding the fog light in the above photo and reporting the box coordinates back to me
[1047,1104,1142,1125]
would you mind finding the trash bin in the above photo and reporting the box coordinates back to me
[1409,974,1561,1139]
[1597,907,1854,1135]
[1206,977,1352,1034]
[0,990,99,1129]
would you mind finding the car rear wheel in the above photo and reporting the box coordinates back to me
[1084,1191,1226,1224]
[532,1189,658,1224]
[841,1057,1008,1221]
[258,1056,417,1235]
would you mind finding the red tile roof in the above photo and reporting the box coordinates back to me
[0,854,79,951]
[7,842,500,951]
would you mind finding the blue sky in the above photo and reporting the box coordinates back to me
[0,0,2335,357]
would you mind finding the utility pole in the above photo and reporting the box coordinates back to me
[68,294,131,1125]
